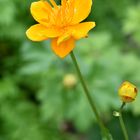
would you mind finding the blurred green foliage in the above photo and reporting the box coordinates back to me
[0,0,140,140]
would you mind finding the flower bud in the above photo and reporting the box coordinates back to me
[118,81,138,103]
[113,111,120,117]
[63,74,77,89]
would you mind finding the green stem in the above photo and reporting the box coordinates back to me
[70,51,111,140]
[119,102,129,140]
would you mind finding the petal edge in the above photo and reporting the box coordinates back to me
[71,0,92,24]
[26,24,62,41]
[30,1,52,26]
[71,22,96,39]
[51,38,75,58]
[26,24,48,41]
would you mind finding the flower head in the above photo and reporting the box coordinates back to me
[26,0,95,58]
[118,81,138,103]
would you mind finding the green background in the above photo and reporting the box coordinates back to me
[0,0,140,139]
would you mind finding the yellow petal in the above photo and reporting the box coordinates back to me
[51,38,75,58]
[26,24,48,41]
[26,24,61,41]
[30,1,52,26]
[71,22,96,39]
[57,33,71,45]
[71,0,92,24]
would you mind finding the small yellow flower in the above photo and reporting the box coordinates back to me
[26,0,95,58]
[118,81,138,103]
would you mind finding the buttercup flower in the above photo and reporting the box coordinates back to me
[26,0,95,58]
[118,81,138,103]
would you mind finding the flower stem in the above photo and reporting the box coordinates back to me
[119,102,129,140]
[70,51,111,140]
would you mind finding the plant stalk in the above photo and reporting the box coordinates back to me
[70,51,111,140]
[119,102,129,140]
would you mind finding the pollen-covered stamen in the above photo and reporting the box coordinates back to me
[57,0,74,27]
[61,0,67,6]
[65,0,75,24]
[49,0,58,8]
[55,6,64,26]
[59,0,67,26]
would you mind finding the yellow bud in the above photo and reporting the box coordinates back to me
[118,81,138,103]
[63,74,77,89]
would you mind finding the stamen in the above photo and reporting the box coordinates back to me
[61,0,67,6]
[49,0,57,8]
[65,0,74,24]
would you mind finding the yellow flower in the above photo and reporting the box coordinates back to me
[26,0,95,58]
[118,81,138,103]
